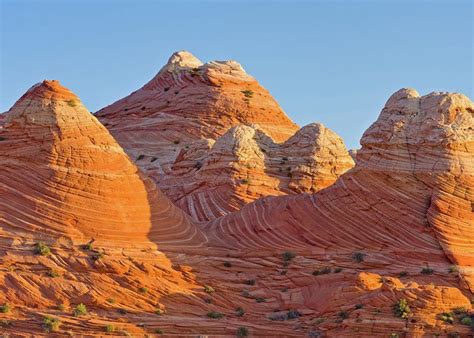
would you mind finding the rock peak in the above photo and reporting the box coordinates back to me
[20,79,79,102]
[159,50,203,73]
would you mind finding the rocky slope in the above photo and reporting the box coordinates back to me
[205,89,474,336]
[96,51,299,179]
[160,122,354,221]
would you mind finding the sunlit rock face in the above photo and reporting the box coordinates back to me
[160,122,354,221]
[203,89,473,335]
[95,50,299,180]
[0,80,203,249]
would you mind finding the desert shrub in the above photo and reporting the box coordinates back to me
[241,178,250,184]
[236,306,245,317]
[241,90,254,98]
[282,251,296,262]
[204,285,215,294]
[0,319,11,327]
[352,252,365,262]
[286,310,301,319]
[106,298,115,304]
[393,299,410,319]
[245,279,255,286]
[282,157,288,161]
[452,307,467,315]
[448,265,458,273]
[421,267,434,275]
[57,304,65,311]
[136,154,145,161]
[34,242,51,256]
[91,251,105,261]
[355,304,364,309]
[173,140,180,144]
[269,310,301,321]
[81,241,94,251]
[0,303,11,313]
[223,261,232,268]
[47,269,60,278]
[73,303,87,316]
[334,267,343,273]
[138,287,148,294]
[398,271,408,277]
[207,311,224,319]
[43,316,61,332]
[204,298,212,304]
[0,136,7,141]
[105,324,115,332]
[155,328,164,334]
[242,290,251,298]
[313,267,331,276]
[236,326,249,337]
[460,316,472,326]
[155,308,164,315]
[339,311,348,319]
[255,297,266,303]
[67,99,77,107]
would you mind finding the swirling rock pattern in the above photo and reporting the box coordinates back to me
[96,51,299,179]
[161,123,354,221]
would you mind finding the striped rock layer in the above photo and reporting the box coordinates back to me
[204,89,474,335]
[96,51,299,179]
[161,123,355,221]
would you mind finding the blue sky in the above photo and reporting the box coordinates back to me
[1,0,472,149]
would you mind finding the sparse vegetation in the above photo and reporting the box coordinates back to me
[106,298,115,304]
[241,178,251,185]
[43,316,61,332]
[47,269,60,278]
[57,304,65,311]
[0,319,11,328]
[0,303,11,313]
[245,279,255,286]
[421,267,434,275]
[399,271,408,277]
[236,326,249,337]
[282,251,296,264]
[352,251,365,263]
[255,297,266,303]
[34,242,51,256]
[73,303,87,317]
[460,316,472,326]
[236,306,245,317]
[105,324,115,333]
[204,285,215,294]
[136,154,145,161]
[67,99,77,107]
[241,90,254,98]
[207,311,224,319]
[155,308,164,315]
[452,307,467,315]
[334,267,343,273]
[269,310,301,321]
[91,250,105,261]
[155,328,164,334]
[355,304,364,309]
[448,265,458,273]
[339,311,349,319]
[286,310,301,319]
[312,267,331,276]
[0,136,7,141]
[393,299,410,319]
[138,287,148,294]
[204,298,212,304]
[223,261,232,268]
[173,140,180,145]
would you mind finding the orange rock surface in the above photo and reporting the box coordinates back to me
[0,81,472,337]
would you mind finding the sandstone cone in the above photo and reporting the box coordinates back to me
[95,50,299,178]
[0,80,203,249]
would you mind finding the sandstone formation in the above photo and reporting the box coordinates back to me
[96,51,299,179]
[160,122,355,221]
[206,89,474,336]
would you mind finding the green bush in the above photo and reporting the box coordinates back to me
[155,308,164,315]
[207,311,224,319]
[460,316,472,326]
[313,267,331,276]
[155,328,164,334]
[91,251,105,261]
[393,299,410,319]
[105,324,115,333]
[81,241,94,251]
[0,303,11,313]
[421,267,434,275]
[236,326,249,337]
[34,242,51,256]
[67,99,77,107]
[282,251,296,262]
[73,303,87,316]
[241,90,254,98]
[440,312,454,324]
[47,269,60,278]
[352,252,365,262]
[43,316,61,332]
[448,265,458,273]
[236,306,245,317]
[255,297,266,303]
[204,285,215,294]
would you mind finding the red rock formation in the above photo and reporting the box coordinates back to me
[0,80,203,248]
[96,51,299,179]
[161,123,354,221]
[205,89,474,336]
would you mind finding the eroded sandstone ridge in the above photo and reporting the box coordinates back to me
[96,51,299,176]
[0,82,472,337]
[161,122,355,221]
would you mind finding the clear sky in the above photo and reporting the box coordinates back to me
[1,0,472,149]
